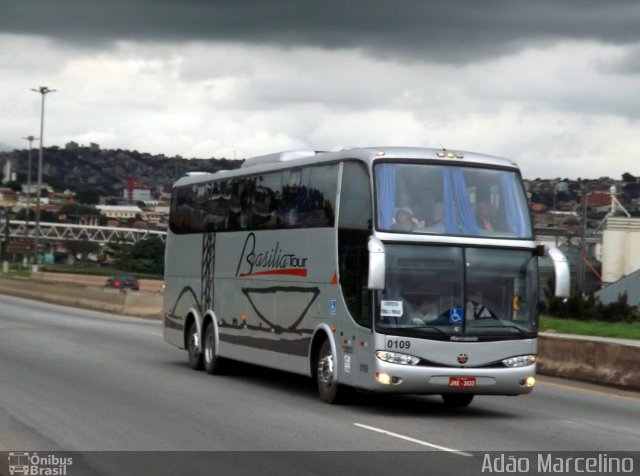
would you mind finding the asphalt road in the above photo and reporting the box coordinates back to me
[1,294,639,475]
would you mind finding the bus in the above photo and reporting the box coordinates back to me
[163,147,570,406]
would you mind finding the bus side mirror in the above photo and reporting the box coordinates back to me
[546,246,570,298]
[367,236,386,290]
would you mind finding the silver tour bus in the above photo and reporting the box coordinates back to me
[163,147,570,406]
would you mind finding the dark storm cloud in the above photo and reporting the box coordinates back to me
[3,0,640,63]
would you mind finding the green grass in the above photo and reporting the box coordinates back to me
[540,315,640,340]
[39,264,118,277]
[3,268,32,279]
[39,264,163,280]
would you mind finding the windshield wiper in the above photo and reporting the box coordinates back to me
[403,325,450,337]
[467,323,527,335]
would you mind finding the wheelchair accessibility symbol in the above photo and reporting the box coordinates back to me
[449,307,464,324]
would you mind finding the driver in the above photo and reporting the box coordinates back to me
[466,290,493,319]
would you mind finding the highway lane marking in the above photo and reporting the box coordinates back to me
[538,379,640,403]
[353,423,473,457]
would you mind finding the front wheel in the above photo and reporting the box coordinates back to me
[316,340,344,404]
[187,320,203,370]
[441,393,474,407]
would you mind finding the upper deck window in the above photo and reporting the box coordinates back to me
[169,163,338,234]
[375,163,532,239]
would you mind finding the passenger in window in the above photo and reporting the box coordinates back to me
[476,200,495,232]
[391,208,425,232]
[409,296,440,323]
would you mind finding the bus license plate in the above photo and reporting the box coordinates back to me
[449,377,476,388]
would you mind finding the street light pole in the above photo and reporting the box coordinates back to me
[30,86,55,272]
[552,183,558,246]
[21,135,38,238]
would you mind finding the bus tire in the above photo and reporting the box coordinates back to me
[316,339,344,404]
[187,320,204,370]
[203,322,225,375]
[441,393,474,407]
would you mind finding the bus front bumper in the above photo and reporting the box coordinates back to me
[363,361,537,396]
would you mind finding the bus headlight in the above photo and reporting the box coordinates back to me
[502,355,536,368]
[376,351,420,366]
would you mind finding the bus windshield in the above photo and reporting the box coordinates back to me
[376,245,538,340]
[375,163,532,238]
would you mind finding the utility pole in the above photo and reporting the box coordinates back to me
[22,135,38,241]
[30,86,55,272]
[1,210,9,272]
[552,183,558,246]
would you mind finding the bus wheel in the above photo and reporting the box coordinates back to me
[441,393,474,407]
[187,320,203,370]
[316,340,343,403]
[203,323,224,375]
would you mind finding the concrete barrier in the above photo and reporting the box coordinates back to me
[31,271,165,293]
[0,275,162,318]
[538,334,640,390]
[121,291,164,318]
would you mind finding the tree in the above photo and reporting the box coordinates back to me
[109,237,165,275]
[107,240,132,270]
[129,237,165,274]
[58,203,100,216]
[76,189,100,205]
[4,181,22,192]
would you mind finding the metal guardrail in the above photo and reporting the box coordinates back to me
[0,220,166,244]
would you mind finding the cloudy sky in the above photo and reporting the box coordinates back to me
[1,0,640,179]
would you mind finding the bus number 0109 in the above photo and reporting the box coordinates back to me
[387,340,410,350]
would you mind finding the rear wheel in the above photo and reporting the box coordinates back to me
[203,323,225,375]
[441,393,474,407]
[316,340,344,404]
[187,320,203,370]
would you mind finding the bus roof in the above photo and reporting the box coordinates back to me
[172,147,519,188]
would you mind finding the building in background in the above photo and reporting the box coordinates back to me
[124,178,152,204]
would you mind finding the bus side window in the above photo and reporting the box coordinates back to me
[253,172,281,229]
[338,161,372,329]
[227,178,253,230]
[170,185,197,234]
[208,180,229,231]
[169,187,181,232]
[307,164,338,227]
[194,184,207,232]
[297,168,311,227]
[279,169,298,227]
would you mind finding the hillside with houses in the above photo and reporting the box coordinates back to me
[0,143,639,232]
[0,142,241,230]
